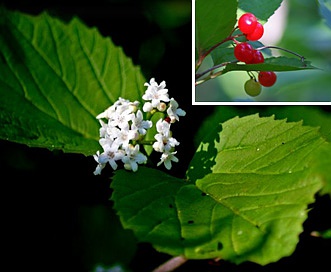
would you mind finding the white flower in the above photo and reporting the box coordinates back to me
[155,119,171,138]
[105,125,121,142]
[96,97,139,120]
[131,110,152,135]
[165,137,180,151]
[152,137,164,153]
[153,133,179,153]
[109,106,134,130]
[113,126,136,148]
[122,144,147,172]
[142,78,170,108]
[114,97,139,111]
[96,104,116,119]
[157,151,179,170]
[98,119,108,138]
[93,151,106,175]
[99,137,116,150]
[167,98,186,123]
[93,143,125,174]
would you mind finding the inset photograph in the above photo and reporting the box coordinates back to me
[194,0,331,104]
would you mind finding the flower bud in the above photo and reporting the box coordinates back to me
[157,102,167,112]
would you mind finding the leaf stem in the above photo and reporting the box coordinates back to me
[152,256,188,272]
[139,140,155,145]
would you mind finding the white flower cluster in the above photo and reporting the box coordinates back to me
[93,78,186,175]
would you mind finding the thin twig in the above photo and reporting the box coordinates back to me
[152,256,188,272]
[196,60,238,80]
[256,45,306,62]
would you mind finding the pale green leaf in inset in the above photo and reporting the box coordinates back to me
[318,0,331,29]
[196,0,237,55]
[238,0,284,22]
[0,8,145,155]
[222,57,317,75]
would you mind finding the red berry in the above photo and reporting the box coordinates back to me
[258,71,277,87]
[234,42,254,63]
[246,22,264,41]
[238,13,257,34]
[246,50,264,64]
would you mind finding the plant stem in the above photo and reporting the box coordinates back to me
[257,45,306,61]
[196,60,238,80]
[152,256,188,272]
[139,140,155,145]
[195,60,239,86]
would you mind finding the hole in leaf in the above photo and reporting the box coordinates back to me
[201,192,207,196]
[188,220,194,224]
[169,204,173,208]
[217,242,223,251]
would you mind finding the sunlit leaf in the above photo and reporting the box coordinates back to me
[0,7,145,155]
[112,114,326,264]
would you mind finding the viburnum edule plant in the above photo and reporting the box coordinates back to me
[0,2,330,272]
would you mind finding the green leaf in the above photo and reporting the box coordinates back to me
[195,170,322,264]
[318,0,331,29]
[311,143,331,197]
[196,0,237,55]
[311,228,331,239]
[143,111,165,156]
[112,114,326,265]
[189,114,326,178]
[188,115,326,264]
[238,0,284,22]
[195,106,331,196]
[111,167,188,257]
[211,46,236,65]
[0,8,145,155]
[222,56,316,75]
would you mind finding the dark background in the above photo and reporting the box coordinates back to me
[1,1,330,271]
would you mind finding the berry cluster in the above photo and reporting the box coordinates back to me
[234,12,277,97]
[238,12,264,41]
